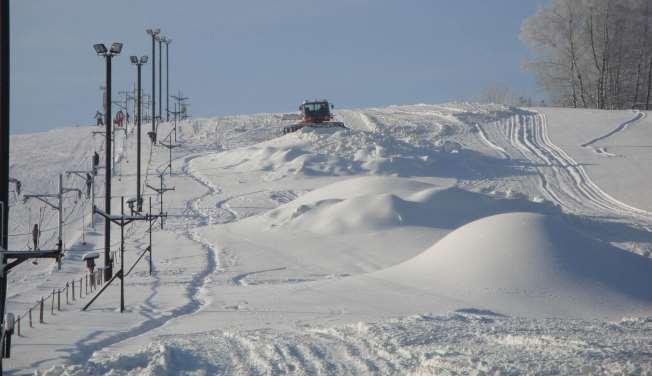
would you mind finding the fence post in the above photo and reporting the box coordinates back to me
[16,316,20,337]
[51,290,55,314]
[66,282,69,304]
[85,274,88,294]
[39,298,44,323]
[57,289,61,311]
[72,280,75,301]
[29,308,32,327]
[80,278,83,298]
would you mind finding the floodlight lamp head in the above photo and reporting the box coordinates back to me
[140,55,149,64]
[93,43,108,55]
[110,42,123,55]
[130,56,139,64]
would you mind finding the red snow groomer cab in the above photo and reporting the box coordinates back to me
[282,99,346,134]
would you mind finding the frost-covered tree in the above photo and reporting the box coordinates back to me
[521,0,652,109]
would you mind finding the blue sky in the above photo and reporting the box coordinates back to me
[11,0,545,134]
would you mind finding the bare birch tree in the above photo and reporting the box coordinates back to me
[521,0,652,109]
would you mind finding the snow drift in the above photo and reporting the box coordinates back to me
[375,212,652,318]
[263,176,557,235]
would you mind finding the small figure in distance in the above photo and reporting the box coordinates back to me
[95,111,104,126]
[31,224,40,264]
[32,223,40,251]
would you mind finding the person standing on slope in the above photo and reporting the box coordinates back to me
[32,223,40,251]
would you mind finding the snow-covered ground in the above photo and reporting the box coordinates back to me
[4,104,652,374]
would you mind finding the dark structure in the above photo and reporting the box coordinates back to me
[161,37,172,122]
[93,42,123,280]
[130,55,149,212]
[146,28,160,142]
[0,1,10,370]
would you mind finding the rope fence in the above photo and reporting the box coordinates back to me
[12,267,108,337]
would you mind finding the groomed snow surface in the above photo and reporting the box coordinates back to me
[5,104,652,374]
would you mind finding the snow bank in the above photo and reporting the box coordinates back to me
[376,212,652,318]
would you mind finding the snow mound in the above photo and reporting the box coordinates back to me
[377,212,652,318]
[209,126,439,179]
[264,176,555,234]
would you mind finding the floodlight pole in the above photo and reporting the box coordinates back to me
[158,38,163,122]
[136,62,143,211]
[164,39,171,122]
[131,56,148,212]
[104,53,113,280]
[151,33,155,135]
[147,29,160,143]
[96,43,122,280]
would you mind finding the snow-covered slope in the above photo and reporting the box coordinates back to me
[4,104,652,374]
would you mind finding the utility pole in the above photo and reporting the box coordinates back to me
[159,137,179,176]
[143,94,151,124]
[172,91,190,121]
[117,90,131,135]
[146,173,174,229]
[83,198,160,313]
[65,169,95,231]
[170,92,188,144]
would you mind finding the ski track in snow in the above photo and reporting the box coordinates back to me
[66,151,220,365]
[581,110,645,147]
[473,122,510,159]
[497,111,652,225]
